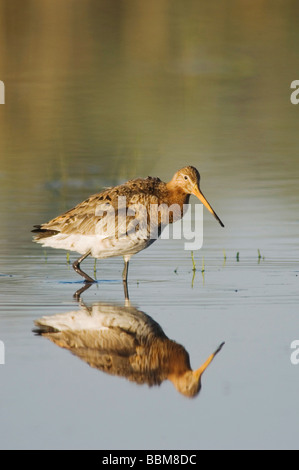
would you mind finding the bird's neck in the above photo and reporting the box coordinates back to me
[151,338,192,377]
[165,181,190,208]
[164,341,192,379]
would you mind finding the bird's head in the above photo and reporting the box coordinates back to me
[170,342,225,398]
[170,166,224,227]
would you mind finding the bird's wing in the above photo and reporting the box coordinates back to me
[36,180,162,239]
[39,328,166,386]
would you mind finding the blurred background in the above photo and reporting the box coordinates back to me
[0,0,298,258]
[0,0,299,450]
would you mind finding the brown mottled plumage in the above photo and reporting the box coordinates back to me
[32,166,224,289]
[34,302,224,398]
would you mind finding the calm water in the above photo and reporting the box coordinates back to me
[0,0,299,450]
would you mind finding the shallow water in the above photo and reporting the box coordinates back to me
[0,0,299,450]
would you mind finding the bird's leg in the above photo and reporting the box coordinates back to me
[122,257,129,283]
[123,279,129,301]
[72,250,95,283]
[122,256,130,301]
[73,282,93,301]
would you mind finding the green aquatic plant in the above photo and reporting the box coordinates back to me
[258,249,265,263]
[191,251,196,272]
[201,257,205,273]
[191,270,196,289]
[236,252,240,262]
[190,255,205,288]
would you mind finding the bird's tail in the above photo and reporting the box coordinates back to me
[31,225,59,240]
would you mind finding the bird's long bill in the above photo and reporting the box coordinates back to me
[194,342,225,380]
[192,186,224,228]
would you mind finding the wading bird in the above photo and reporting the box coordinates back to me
[32,166,224,291]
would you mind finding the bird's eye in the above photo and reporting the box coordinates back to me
[184,175,188,181]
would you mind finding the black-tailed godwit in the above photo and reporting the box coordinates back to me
[32,166,224,287]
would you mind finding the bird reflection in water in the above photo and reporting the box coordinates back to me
[34,302,224,398]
